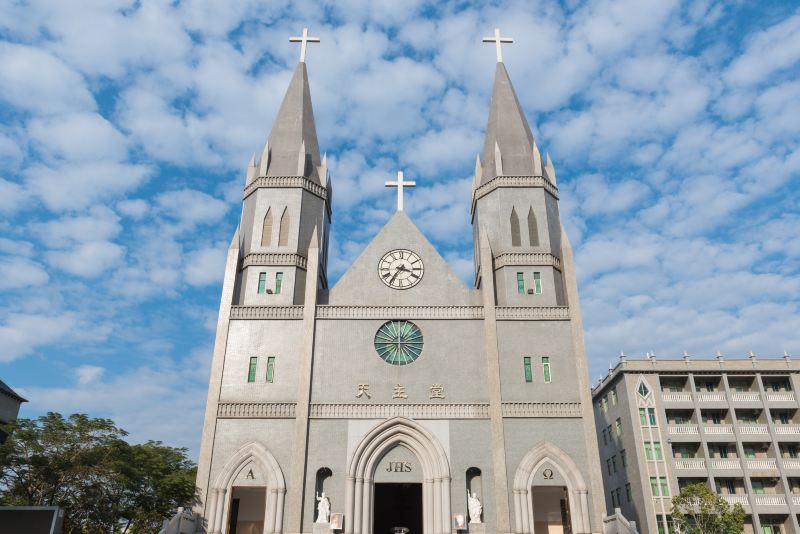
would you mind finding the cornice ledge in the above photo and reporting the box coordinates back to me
[471,175,558,215]
[241,252,308,270]
[316,305,485,320]
[494,252,562,270]
[230,306,305,320]
[495,306,570,321]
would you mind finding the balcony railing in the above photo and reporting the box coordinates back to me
[746,458,777,470]
[662,392,692,402]
[731,392,760,402]
[782,459,800,469]
[766,392,796,402]
[793,495,800,506]
[704,424,734,434]
[752,495,786,506]
[669,424,699,435]
[774,425,800,435]
[696,392,726,402]
[722,495,749,506]
[738,424,769,434]
[675,459,706,470]
[711,459,742,470]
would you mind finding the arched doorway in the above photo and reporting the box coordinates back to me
[345,417,451,534]
[513,442,591,534]
[206,441,286,534]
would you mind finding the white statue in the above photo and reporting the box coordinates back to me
[467,491,482,524]
[316,492,330,524]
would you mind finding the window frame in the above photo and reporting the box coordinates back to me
[517,272,525,294]
[523,356,533,383]
[275,272,283,295]
[266,356,275,383]
[258,272,267,294]
[532,271,542,294]
[247,356,258,383]
[542,356,551,383]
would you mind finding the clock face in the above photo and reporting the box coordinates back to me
[378,249,424,289]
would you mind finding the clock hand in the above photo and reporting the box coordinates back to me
[389,269,401,284]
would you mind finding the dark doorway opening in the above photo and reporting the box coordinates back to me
[373,483,423,534]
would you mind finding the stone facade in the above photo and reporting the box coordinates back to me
[593,355,800,534]
[194,56,605,534]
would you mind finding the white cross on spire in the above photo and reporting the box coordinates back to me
[482,28,513,63]
[385,171,416,211]
[289,27,321,63]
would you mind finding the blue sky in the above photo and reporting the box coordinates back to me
[0,0,798,457]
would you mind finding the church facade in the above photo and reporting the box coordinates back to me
[194,31,606,534]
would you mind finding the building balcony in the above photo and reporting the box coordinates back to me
[674,459,706,470]
[766,392,796,403]
[662,392,692,402]
[745,458,778,470]
[669,424,699,435]
[781,459,800,470]
[722,495,750,506]
[703,424,734,435]
[792,495,800,506]
[774,425,800,435]
[710,459,742,470]
[738,424,769,435]
[696,392,726,402]
[731,392,760,402]
[751,495,787,506]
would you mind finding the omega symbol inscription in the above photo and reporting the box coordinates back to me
[543,469,554,480]
[386,461,412,473]
[378,249,424,289]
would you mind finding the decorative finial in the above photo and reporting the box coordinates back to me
[482,28,513,63]
[716,351,724,361]
[385,171,416,211]
[683,351,690,361]
[749,350,756,359]
[289,27,321,63]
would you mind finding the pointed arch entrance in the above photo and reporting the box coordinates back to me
[345,417,451,534]
[513,442,591,534]
[206,441,286,534]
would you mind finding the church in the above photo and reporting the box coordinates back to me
[193,28,607,534]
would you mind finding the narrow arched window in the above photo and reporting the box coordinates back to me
[261,208,273,247]
[278,208,290,246]
[527,207,539,246]
[510,208,521,247]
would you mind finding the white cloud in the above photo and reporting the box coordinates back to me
[28,113,128,162]
[726,12,800,86]
[46,241,124,278]
[0,312,79,362]
[155,189,229,227]
[185,246,227,287]
[0,256,49,290]
[75,364,105,385]
[0,177,28,214]
[0,42,95,114]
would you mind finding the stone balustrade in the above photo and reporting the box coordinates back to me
[782,459,800,470]
[674,459,705,470]
[738,424,769,434]
[722,495,749,506]
[767,392,796,402]
[746,458,777,470]
[662,392,692,402]
[668,424,699,435]
[696,392,726,402]
[752,495,786,506]
[704,424,733,434]
[774,425,800,434]
[711,459,742,470]
[731,392,760,402]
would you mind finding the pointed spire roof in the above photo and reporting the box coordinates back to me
[262,62,322,184]
[479,62,537,185]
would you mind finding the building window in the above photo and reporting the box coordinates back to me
[650,477,659,495]
[611,455,617,472]
[610,490,616,507]
[261,208,273,246]
[621,449,627,467]
[615,488,621,506]
[752,479,764,494]
[610,388,617,405]
[644,442,653,461]
[542,357,551,383]
[275,272,283,294]
[602,429,607,445]
[660,477,669,496]
[247,357,258,383]
[510,207,521,247]
[789,445,798,458]
[533,271,542,294]
[638,381,650,397]
[719,445,729,458]
[517,272,525,294]
[653,441,663,460]
[278,207,290,246]
[266,356,275,383]
[639,408,647,426]
[607,458,612,475]
[607,425,613,440]
[745,446,756,459]
[648,408,657,426]
[523,357,532,383]
[625,483,631,502]
[258,272,267,294]
[527,207,539,246]
[615,417,622,436]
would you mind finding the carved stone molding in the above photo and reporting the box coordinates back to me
[316,306,485,320]
[241,253,308,270]
[495,306,570,321]
[472,175,558,208]
[494,252,562,271]
[218,402,297,418]
[230,306,304,320]
[216,401,582,419]
[501,402,582,417]
[244,175,329,203]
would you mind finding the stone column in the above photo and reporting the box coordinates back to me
[433,477,442,534]
[275,488,286,534]
[442,477,452,534]
[206,489,219,534]
[213,488,227,534]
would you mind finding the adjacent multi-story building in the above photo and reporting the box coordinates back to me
[593,354,800,534]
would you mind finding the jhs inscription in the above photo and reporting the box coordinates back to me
[385,461,412,472]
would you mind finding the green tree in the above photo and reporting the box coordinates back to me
[0,412,196,533]
[671,482,746,534]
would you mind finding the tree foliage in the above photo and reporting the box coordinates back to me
[0,412,196,533]
[671,482,746,534]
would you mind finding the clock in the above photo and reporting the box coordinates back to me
[378,249,424,289]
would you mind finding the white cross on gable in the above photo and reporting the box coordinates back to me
[289,27,321,63]
[482,28,513,63]
[385,171,416,212]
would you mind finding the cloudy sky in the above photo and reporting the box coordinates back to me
[1,0,798,456]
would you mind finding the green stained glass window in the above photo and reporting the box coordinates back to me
[258,272,267,294]
[533,271,542,294]
[542,356,551,383]
[275,273,283,294]
[523,357,532,383]
[517,272,525,294]
[374,320,423,366]
[248,357,257,383]
[266,356,275,383]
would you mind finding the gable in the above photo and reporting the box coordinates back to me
[328,212,479,306]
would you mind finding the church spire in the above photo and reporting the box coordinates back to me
[478,61,538,185]
[257,61,322,183]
